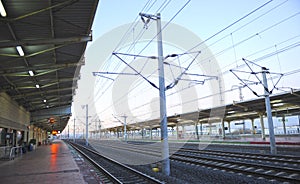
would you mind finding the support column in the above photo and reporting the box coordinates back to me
[200,121,203,136]
[99,121,101,140]
[242,120,246,134]
[221,119,225,139]
[67,125,69,140]
[195,121,199,140]
[259,113,266,140]
[261,68,276,154]
[73,118,76,142]
[150,126,153,140]
[85,104,89,146]
[209,123,212,136]
[251,119,255,135]
[123,115,127,141]
[176,123,179,140]
[171,127,175,136]
[24,130,28,143]
[282,115,286,135]
[228,121,231,134]
[298,115,300,134]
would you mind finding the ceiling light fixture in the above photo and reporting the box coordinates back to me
[270,99,282,104]
[272,103,285,107]
[0,1,7,17]
[16,46,24,56]
[43,99,47,103]
[35,84,40,88]
[28,70,34,76]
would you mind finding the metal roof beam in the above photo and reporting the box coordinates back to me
[0,0,78,22]
[24,95,71,104]
[17,77,79,85]
[12,87,74,99]
[29,100,73,112]
[0,63,82,79]
[1,78,77,91]
[0,63,81,73]
[31,105,71,118]
[0,36,92,48]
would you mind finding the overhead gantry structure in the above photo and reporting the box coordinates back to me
[0,0,99,132]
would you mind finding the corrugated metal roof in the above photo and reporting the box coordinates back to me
[0,0,99,131]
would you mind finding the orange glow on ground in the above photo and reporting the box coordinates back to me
[50,143,59,170]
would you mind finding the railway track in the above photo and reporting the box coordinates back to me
[68,141,163,184]
[90,140,300,183]
[177,148,300,168]
[171,152,300,183]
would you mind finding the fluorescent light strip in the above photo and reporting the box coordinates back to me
[16,46,24,56]
[0,1,7,17]
[28,70,34,76]
[272,103,285,107]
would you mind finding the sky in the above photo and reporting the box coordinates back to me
[65,0,300,133]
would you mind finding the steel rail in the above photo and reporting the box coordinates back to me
[68,141,163,184]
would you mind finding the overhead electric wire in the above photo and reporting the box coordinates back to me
[137,0,192,56]
[94,0,193,114]
[93,0,174,103]
[156,0,172,13]
[103,50,202,112]
[97,37,300,119]
[222,34,300,74]
[189,10,300,71]
[222,35,300,72]
[86,2,282,118]
[97,69,159,115]
[113,0,155,52]
[187,0,274,52]
[91,0,161,106]
[128,44,300,116]
[170,0,291,73]
[92,0,299,122]
[94,0,158,89]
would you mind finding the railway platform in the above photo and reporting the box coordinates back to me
[189,134,300,146]
[0,139,99,184]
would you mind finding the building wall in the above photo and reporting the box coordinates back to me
[0,92,30,130]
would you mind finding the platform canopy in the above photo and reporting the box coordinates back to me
[108,90,300,131]
[0,0,99,131]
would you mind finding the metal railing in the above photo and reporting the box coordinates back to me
[0,146,23,160]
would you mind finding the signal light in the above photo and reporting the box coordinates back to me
[49,117,55,124]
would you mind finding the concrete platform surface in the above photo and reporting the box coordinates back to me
[0,140,86,184]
